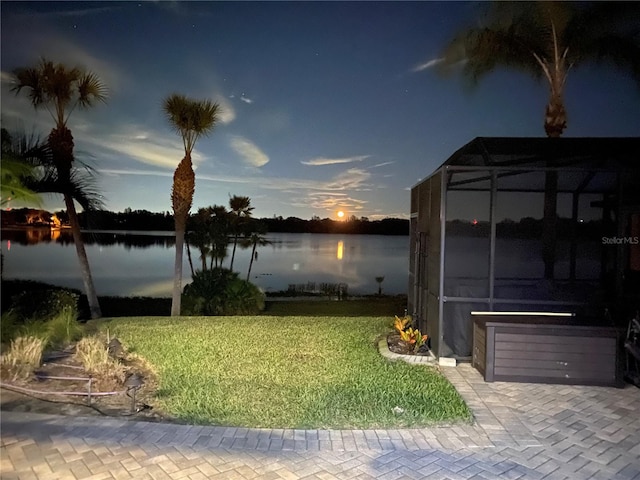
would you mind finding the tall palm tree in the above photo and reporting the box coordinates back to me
[12,59,107,318]
[164,94,220,316]
[228,195,254,271]
[439,1,640,278]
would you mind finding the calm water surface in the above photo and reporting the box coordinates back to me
[1,229,410,297]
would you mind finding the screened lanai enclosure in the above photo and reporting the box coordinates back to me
[408,137,640,360]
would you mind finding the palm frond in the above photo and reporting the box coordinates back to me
[27,167,104,212]
[11,67,45,107]
[164,93,221,153]
[12,58,106,126]
[77,72,108,107]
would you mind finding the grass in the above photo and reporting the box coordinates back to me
[1,336,45,380]
[99,315,471,429]
[261,296,407,317]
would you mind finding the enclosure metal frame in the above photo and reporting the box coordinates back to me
[408,137,640,359]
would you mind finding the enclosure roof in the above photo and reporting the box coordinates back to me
[440,137,640,170]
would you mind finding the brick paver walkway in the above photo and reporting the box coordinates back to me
[2,364,639,479]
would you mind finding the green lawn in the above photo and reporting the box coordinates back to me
[100,316,471,428]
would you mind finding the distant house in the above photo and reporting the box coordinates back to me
[408,137,640,360]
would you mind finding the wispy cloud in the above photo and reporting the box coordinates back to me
[290,194,368,211]
[3,31,126,93]
[301,155,370,166]
[371,161,395,168]
[7,5,123,19]
[411,57,443,72]
[86,124,205,169]
[324,168,372,192]
[240,95,253,104]
[229,136,269,167]
[213,94,236,124]
[98,168,173,178]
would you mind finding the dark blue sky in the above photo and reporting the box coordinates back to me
[2,1,639,219]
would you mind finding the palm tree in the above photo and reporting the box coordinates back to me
[187,207,213,273]
[439,2,640,278]
[244,222,270,281]
[164,94,220,316]
[12,59,107,318]
[228,195,254,271]
[209,205,230,269]
[375,276,385,296]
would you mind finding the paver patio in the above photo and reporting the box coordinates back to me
[2,363,639,479]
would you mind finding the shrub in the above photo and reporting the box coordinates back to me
[0,336,45,380]
[0,310,20,345]
[1,280,82,315]
[10,288,79,323]
[17,320,49,343]
[393,315,410,333]
[393,314,428,354]
[73,336,126,384]
[46,306,84,348]
[399,327,428,353]
[182,268,265,316]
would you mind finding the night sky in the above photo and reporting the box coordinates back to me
[2,1,639,220]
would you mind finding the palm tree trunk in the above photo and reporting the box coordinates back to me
[172,226,185,316]
[64,193,102,318]
[185,235,195,276]
[230,233,239,270]
[171,154,195,316]
[247,243,257,281]
[542,88,564,279]
[544,91,567,138]
[48,126,101,318]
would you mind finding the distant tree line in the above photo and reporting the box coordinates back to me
[73,209,410,235]
[6,207,616,239]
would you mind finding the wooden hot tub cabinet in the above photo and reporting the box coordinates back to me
[472,313,624,388]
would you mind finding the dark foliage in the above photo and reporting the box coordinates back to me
[8,286,79,322]
[1,280,80,316]
[181,268,265,316]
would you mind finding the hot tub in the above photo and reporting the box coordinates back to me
[472,312,624,388]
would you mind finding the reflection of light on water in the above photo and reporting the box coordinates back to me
[337,241,343,260]
[131,279,188,297]
[292,263,300,271]
[6,240,10,251]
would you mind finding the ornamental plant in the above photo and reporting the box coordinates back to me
[399,327,428,353]
[394,314,428,354]
[393,315,410,333]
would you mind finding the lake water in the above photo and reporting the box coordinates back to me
[0,230,410,297]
